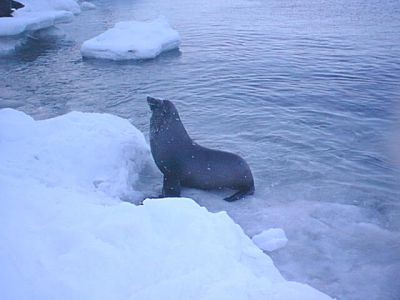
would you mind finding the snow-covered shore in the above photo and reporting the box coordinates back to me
[0,109,332,300]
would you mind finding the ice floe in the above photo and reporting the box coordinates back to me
[0,0,79,54]
[81,17,181,60]
[0,10,73,36]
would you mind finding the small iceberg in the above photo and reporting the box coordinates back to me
[81,17,181,60]
[252,228,288,252]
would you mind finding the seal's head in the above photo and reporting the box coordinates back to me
[147,96,181,123]
[147,96,190,140]
[147,96,163,111]
[147,96,178,115]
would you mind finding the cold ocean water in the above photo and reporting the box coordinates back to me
[0,0,399,299]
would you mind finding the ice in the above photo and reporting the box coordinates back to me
[18,0,81,15]
[0,10,73,36]
[0,35,25,55]
[0,109,332,300]
[252,228,288,252]
[192,189,400,300]
[0,0,79,54]
[80,1,96,10]
[81,17,181,60]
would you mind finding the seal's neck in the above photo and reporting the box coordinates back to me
[150,113,192,144]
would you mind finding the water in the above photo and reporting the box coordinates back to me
[1,0,400,299]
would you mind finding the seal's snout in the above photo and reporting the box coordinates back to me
[147,96,163,111]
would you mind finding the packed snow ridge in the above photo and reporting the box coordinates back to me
[0,109,332,300]
[81,17,181,60]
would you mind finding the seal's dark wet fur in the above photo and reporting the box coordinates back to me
[148,96,254,201]
[0,0,24,18]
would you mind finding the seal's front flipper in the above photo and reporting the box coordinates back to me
[224,186,254,202]
[162,174,181,197]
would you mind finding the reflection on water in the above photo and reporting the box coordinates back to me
[0,0,399,299]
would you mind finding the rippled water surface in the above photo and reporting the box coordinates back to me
[1,0,400,299]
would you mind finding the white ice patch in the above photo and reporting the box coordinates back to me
[0,10,73,37]
[81,17,181,60]
[80,1,96,10]
[0,109,332,300]
[252,228,288,252]
[19,0,81,15]
[0,0,79,54]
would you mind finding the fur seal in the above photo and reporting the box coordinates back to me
[147,96,255,202]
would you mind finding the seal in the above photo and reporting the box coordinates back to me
[147,96,255,202]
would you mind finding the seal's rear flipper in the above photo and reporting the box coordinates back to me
[12,0,24,9]
[224,186,254,202]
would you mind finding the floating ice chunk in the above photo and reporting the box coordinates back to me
[81,17,181,60]
[0,10,73,36]
[80,1,96,10]
[20,0,81,15]
[252,228,288,252]
[0,0,78,55]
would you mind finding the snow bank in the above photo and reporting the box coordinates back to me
[252,228,288,252]
[0,108,149,198]
[81,17,181,60]
[0,109,332,300]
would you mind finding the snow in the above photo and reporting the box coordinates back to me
[0,108,149,199]
[252,228,288,252]
[81,17,181,60]
[0,108,332,300]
